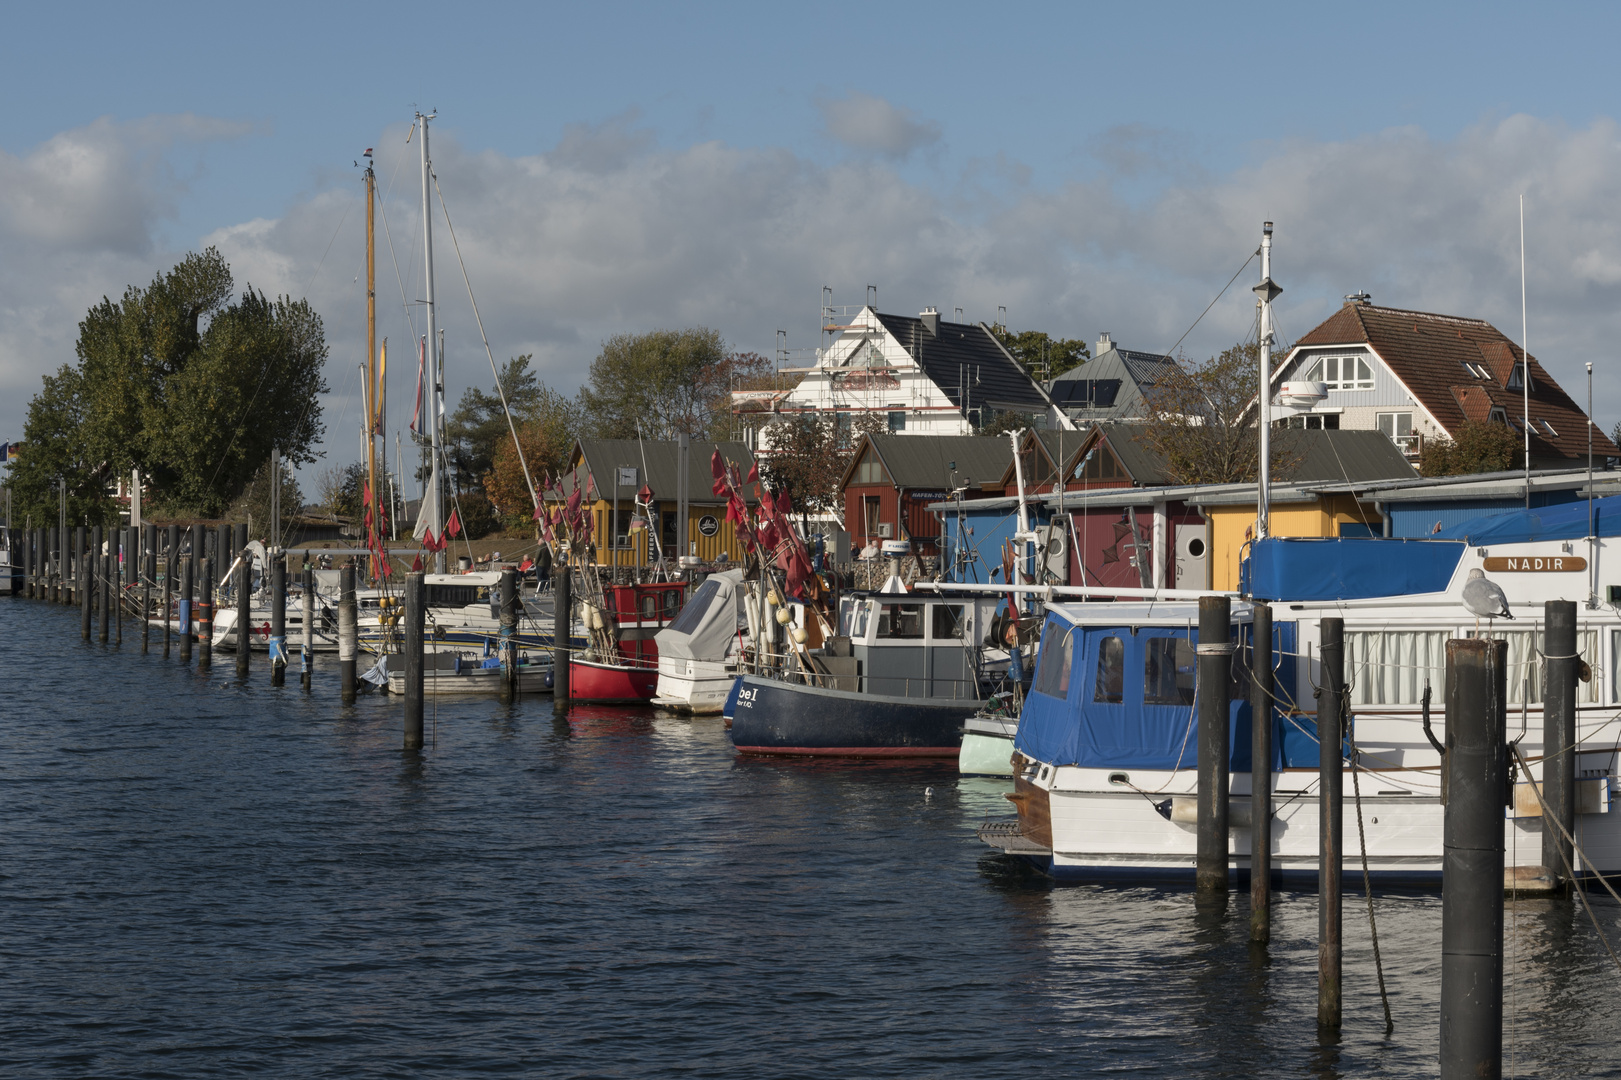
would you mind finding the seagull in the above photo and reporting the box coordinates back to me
[1463,568,1513,631]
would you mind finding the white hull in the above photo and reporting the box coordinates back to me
[652,657,737,714]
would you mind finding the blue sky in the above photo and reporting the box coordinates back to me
[4,1,1621,472]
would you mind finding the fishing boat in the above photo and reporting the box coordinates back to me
[728,587,1007,757]
[980,510,1621,885]
[651,569,746,714]
[384,648,554,695]
[570,580,687,703]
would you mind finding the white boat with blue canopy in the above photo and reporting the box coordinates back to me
[982,496,1621,887]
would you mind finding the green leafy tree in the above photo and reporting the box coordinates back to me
[579,329,771,440]
[485,388,585,530]
[1419,420,1524,477]
[990,326,1089,379]
[226,457,303,542]
[8,249,328,524]
[447,354,547,493]
[316,462,366,521]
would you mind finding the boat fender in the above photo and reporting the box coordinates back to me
[791,627,808,644]
[775,607,792,625]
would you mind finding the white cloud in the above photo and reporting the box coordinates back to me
[9,110,1621,463]
[817,91,941,159]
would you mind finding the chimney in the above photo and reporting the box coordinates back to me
[920,307,939,337]
[1095,332,1114,356]
[1345,291,1372,306]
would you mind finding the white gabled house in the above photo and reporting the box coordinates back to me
[737,306,1065,450]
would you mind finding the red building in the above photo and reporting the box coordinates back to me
[841,434,1013,553]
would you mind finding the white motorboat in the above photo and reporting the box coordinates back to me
[651,569,745,714]
[982,502,1621,886]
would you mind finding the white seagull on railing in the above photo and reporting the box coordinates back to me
[1463,568,1513,631]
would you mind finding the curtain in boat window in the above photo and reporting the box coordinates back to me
[1347,628,1601,706]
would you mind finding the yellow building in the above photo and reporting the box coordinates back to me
[548,439,760,568]
[1205,493,1384,591]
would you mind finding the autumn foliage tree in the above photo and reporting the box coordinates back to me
[578,328,771,440]
[484,389,583,530]
[759,413,883,523]
[1419,419,1523,477]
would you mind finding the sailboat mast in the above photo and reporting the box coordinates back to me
[418,111,444,573]
[365,156,378,582]
[1253,221,1281,541]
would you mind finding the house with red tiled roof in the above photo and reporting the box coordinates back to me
[1269,298,1617,468]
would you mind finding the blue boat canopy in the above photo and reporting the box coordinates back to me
[1243,537,1464,601]
[1437,495,1621,545]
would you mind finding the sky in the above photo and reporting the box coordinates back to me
[5,1,1621,489]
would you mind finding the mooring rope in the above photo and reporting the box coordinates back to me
[1348,715,1394,1035]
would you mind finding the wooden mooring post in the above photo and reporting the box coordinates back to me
[1250,602,1273,944]
[1318,617,1345,1030]
[1542,600,1577,886]
[142,524,155,652]
[1195,594,1231,892]
[114,528,125,645]
[1440,636,1506,1079]
[403,570,425,750]
[178,550,193,664]
[163,525,176,658]
[552,567,571,714]
[197,557,213,668]
[499,567,518,702]
[73,525,84,612]
[300,562,313,691]
[236,541,252,678]
[338,562,357,705]
[270,552,286,686]
[79,527,91,640]
[94,526,108,643]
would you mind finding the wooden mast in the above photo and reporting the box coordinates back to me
[365,155,379,582]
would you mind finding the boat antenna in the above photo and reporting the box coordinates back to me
[1253,221,1282,540]
[1589,361,1596,607]
[1521,194,1530,510]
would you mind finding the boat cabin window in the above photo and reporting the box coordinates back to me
[667,579,720,635]
[1093,636,1124,703]
[931,604,965,640]
[876,603,923,639]
[427,584,483,607]
[1034,628,1074,698]
[1144,637,1195,706]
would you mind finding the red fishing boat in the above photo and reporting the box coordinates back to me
[569,581,686,703]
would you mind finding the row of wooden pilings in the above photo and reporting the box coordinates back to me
[1194,595,1577,1078]
[12,523,535,755]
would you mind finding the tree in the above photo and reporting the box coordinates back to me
[226,456,303,541]
[316,462,366,521]
[1419,420,1523,477]
[7,249,328,524]
[578,328,771,440]
[446,354,547,494]
[758,412,884,525]
[484,389,584,530]
[990,326,1089,379]
[1132,341,1293,484]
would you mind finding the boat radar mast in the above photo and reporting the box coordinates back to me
[1253,221,1282,540]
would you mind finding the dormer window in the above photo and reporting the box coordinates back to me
[1488,407,1509,426]
[1507,361,1531,392]
[1304,354,1374,391]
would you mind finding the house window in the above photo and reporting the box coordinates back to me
[1540,419,1559,438]
[1306,355,1375,391]
[855,449,885,485]
[1075,447,1125,482]
[1376,412,1413,439]
[887,411,906,432]
[862,496,882,537]
[1507,362,1531,392]
[835,412,852,448]
[1278,414,1339,430]
[1489,407,1509,426]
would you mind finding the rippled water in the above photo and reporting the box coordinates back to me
[3,598,1619,1077]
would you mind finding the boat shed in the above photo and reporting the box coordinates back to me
[1313,467,1621,538]
[549,439,760,568]
[842,434,1012,556]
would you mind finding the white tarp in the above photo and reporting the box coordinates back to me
[656,569,745,662]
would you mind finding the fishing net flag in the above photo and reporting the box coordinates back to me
[411,551,423,572]
[445,508,462,539]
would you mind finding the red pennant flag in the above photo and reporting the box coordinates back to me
[779,490,793,516]
[747,461,760,483]
[411,552,423,572]
[710,449,724,480]
[446,508,462,539]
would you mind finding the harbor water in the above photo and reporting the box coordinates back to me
[3,598,1619,1077]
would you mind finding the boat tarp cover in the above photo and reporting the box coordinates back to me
[1014,617,1321,770]
[655,569,744,661]
[1244,537,1464,601]
[1437,495,1621,545]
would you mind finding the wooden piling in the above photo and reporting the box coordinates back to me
[338,562,357,705]
[79,527,92,640]
[404,570,425,750]
[93,526,107,643]
[24,528,34,599]
[499,567,518,701]
[198,557,213,668]
[178,551,193,663]
[1440,636,1506,1079]
[73,525,85,609]
[114,528,125,645]
[142,525,154,651]
[553,567,570,713]
[1318,617,1345,1029]
[1195,594,1231,892]
[163,525,176,658]
[48,526,58,602]
[1250,602,1273,943]
[236,542,252,677]
[270,553,286,686]
[1542,600,1577,886]
[300,563,313,691]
